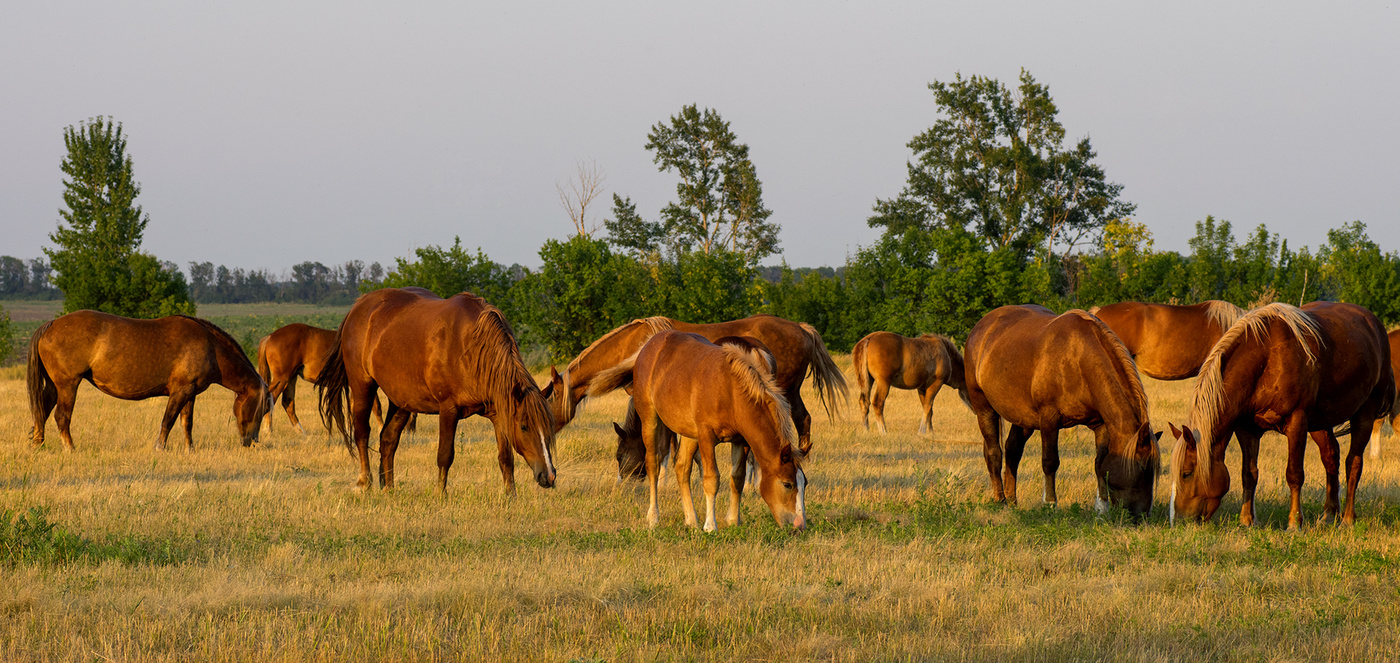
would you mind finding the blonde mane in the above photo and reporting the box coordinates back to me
[720,344,801,456]
[470,304,554,437]
[1204,300,1246,332]
[557,316,675,422]
[1189,303,1323,481]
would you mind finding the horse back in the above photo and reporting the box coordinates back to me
[633,332,770,443]
[1294,302,1390,427]
[37,310,221,399]
[673,315,809,390]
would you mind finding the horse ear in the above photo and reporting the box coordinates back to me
[1168,422,1182,439]
[1152,430,1164,443]
[780,444,794,465]
[1179,425,1198,449]
[513,383,528,403]
[550,366,560,381]
[612,422,625,437]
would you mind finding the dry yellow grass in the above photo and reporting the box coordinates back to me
[3,356,1399,661]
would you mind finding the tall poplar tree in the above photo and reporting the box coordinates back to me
[46,117,194,317]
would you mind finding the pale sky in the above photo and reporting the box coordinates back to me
[2,2,1397,275]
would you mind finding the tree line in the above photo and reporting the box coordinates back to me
[25,73,1400,367]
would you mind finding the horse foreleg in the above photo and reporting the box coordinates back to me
[434,409,460,495]
[871,380,891,435]
[378,403,412,490]
[641,413,662,528]
[976,410,1006,503]
[673,436,701,528]
[728,444,750,526]
[1001,425,1032,506]
[180,399,195,450]
[157,392,190,452]
[698,436,720,532]
[1237,428,1262,527]
[1343,416,1376,525]
[919,379,945,436]
[1283,413,1309,530]
[1039,427,1061,507]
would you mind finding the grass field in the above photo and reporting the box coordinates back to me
[3,355,1400,661]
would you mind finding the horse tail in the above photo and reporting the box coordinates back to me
[315,326,352,453]
[851,335,870,404]
[26,320,56,445]
[799,322,848,420]
[587,352,638,399]
[256,335,272,384]
[936,335,971,409]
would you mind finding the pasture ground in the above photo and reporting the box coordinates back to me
[3,359,1400,661]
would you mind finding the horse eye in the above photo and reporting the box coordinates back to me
[1182,471,1193,479]
[782,481,795,490]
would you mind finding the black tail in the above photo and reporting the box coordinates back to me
[26,320,56,445]
[315,325,353,453]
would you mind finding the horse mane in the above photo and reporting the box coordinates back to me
[1203,300,1246,332]
[1067,311,1150,423]
[466,302,554,437]
[720,344,800,458]
[565,317,673,375]
[178,316,270,420]
[1188,303,1323,481]
[927,333,970,405]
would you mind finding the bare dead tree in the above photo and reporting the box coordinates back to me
[557,159,607,238]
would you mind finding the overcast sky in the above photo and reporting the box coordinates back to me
[3,2,1397,275]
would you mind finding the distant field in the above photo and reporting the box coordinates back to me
[3,360,1399,661]
[0,300,352,365]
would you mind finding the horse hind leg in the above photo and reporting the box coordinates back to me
[1000,425,1033,506]
[976,410,1007,503]
[282,374,306,435]
[1342,416,1377,525]
[180,399,195,451]
[871,380,891,435]
[1038,427,1061,507]
[378,404,413,490]
[31,379,59,449]
[1311,429,1342,524]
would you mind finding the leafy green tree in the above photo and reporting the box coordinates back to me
[1186,216,1234,302]
[870,70,1134,261]
[46,117,194,317]
[1317,221,1400,323]
[0,304,13,364]
[372,237,515,314]
[656,249,760,324]
[514,235,655,360]
[761,265,853,350]
[644,104,779,263]
[603,194,665,256]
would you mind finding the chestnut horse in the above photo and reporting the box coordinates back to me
[590,331,807,530]
[257,323,398,434]
[851,331,967,435]
[965,305,1160,518]
[1168,302,1393,528]
[1089,301,1244,380]
[257,323,338,434]
[28,310,269,451]
[541,315,847,455]
[611,335,775,484]
[316,287,556,494]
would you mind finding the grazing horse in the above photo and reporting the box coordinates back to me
[851,331,968,435]
[1089,301,1244,380]
[258,323,398,434]
[316,287,556,494]
[1168,302,1393,528]
[541,315,847,457]
[28,310,269,451]
[590,331,807,530]
[611,335,775,485]
[257,323,338,434]
[965,305,1160,519]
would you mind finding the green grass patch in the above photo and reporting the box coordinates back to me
[0,508,191,567]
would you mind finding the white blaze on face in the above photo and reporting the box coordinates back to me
[539,432,555,476]
[1169,479,1177,525]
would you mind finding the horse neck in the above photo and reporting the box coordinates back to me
[941,341,967,390]
[569,323,655,401]
[216,345,262,397]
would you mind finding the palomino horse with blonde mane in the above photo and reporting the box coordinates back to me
[965,305,1160,518]
[1089,301,1244,380]
[28,310,269,451]
[541,315,847,456]
[590,331,807,531]
[1168,302,1394,528]
[611,335,775,484]
[316,287,556,494]
[851,331,967,435]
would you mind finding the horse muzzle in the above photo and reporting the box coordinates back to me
[536,468,556,488]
